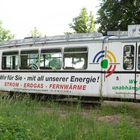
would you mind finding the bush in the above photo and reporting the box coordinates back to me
[0,116,32,140]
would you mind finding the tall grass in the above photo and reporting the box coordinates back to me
[0,94,139,140]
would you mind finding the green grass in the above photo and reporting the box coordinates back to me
[0,94,140,140]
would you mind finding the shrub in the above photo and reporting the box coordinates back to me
[0,116,32,140]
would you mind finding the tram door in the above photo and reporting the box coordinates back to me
[136,43,140,100]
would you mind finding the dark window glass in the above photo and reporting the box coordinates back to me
[2,51,18,70]
[123,45,134,70]
[20,50,39,70]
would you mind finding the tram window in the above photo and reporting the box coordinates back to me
[123,45,134,70]
[2,51,18,70]
[20,50,39,70]
[40,49,62,70]
[138,46,140,70]
[64,47,88,69]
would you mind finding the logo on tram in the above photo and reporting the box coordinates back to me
[93,50,118,78]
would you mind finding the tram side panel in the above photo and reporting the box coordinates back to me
[103,41,136,100]
[0,72,100,96]
[0,40,139,100]
[0,42,102,97]
[87,42,103,97]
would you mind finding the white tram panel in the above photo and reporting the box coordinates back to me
[103,41,136,99]
[0,37,103,97]
[0,28,140,101]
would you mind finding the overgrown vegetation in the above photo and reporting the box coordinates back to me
[0,21,14,43]
[0,94,139,140]
[69,8,95,33]
[97,0,140,35]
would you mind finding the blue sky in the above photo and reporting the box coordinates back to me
[0,0,100,39]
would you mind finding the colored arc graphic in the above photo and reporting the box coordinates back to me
[93,50,117,78]
[93,50,105,63]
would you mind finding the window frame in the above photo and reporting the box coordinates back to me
[63,47,88,70]
[123,45,134,70]
[2,51,19,70]
[40,48,62,70]
[20,49,39,70]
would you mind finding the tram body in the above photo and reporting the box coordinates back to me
[0,26,140,101]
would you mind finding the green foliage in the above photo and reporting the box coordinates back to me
[0,116,32,140]
[30,27,42,37]
[97,0,140,35]
[69,8,95,33]
[0,21,14,43]
[0,95,140,140]
[48,58,61,69]
[118,120,140,140]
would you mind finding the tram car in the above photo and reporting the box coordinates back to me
[0,25,140,101]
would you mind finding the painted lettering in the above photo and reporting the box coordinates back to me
[24,83,44,88]
[49,84,86,90]
[5,82,19,87]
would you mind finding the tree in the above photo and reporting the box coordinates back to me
[0,21,14,42]
[69,8,95,33]
[30,27,42,37]
[97,0,140,35]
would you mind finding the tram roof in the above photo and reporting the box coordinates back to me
[0,30,140,48]
[0,32,104,48]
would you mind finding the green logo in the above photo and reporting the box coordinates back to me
[101,59,108,69]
